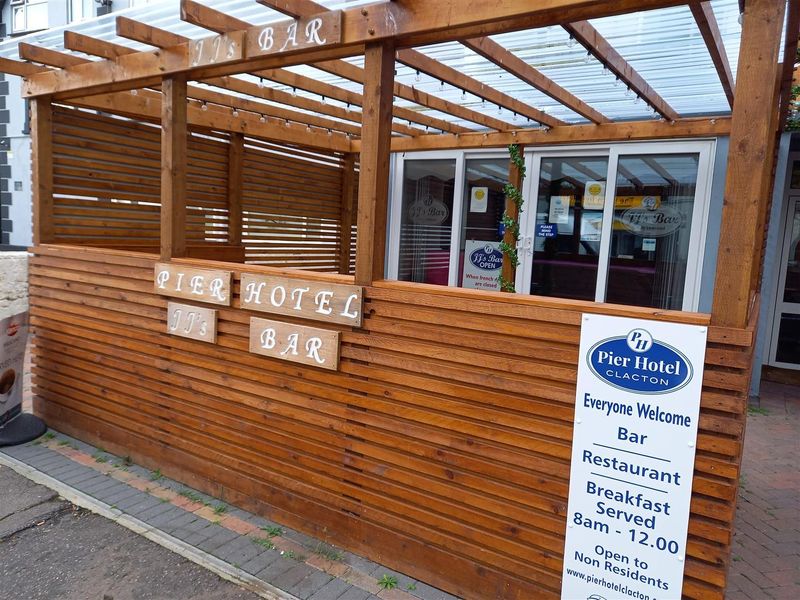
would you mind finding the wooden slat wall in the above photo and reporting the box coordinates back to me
[29,245,752,600]
[50,107,353,272]
[241,139,348,271]
[51,106,229,245]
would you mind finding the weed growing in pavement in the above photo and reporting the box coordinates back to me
[42,432,55,441]
[252,537,275,550]
[93,453,108,463]
[149,469,163,481]
[281,550,304,561]
[747,405,770,416]
[407,583,417,591]
[213,504,227,515]
[57,440,70,446]
[312,543,343,562]
[178,489,206,504]
[378,574,398,590]
[260,525,284,537]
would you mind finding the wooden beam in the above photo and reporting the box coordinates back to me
[364,116,731,152]
[180,0,250,34]
[501,146,524,290]
[205,75,423,137]
[31,98,53,245]
[315,59,516,131]
[64,31,137,60]
[227,132,244,246]
[690,1,735,108]
[711,0,786,328]
[161,75,188,260]
[18,43,88,69]
[355,41,395,286]
[255,0,319,17]
[117,15,187,49]
[0,57,49,77]
[189,84,362,136]
[395,48,564,127]
[22,0,687,99]
[339,153,357,274]
[462,37,611,124]
[66,89,352,152]
[563,21,680,121]
[253,67,471,134]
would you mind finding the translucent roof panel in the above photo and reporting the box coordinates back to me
[0,0,755,131]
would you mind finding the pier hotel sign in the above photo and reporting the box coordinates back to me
[561,315,707,600]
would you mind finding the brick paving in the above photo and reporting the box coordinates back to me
[0,433,460,600]
[726,381,800,600]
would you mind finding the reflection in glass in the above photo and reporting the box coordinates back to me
[782,203,800,304]
[531,156,609,301]
[605,154,699,310]
[458,159,508,290]
[776,313,800,364]
[397,160,456,285]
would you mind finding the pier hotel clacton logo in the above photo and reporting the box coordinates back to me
[587,328,693,394]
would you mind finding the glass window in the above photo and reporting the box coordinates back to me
[69,0,94,22]
[12,0,47,32]
[530,156,609,301]
[775,313,800,364]
[604,154,699,310]
[782,201,800,304]
[458,158,508,291]
[397,160,455,285]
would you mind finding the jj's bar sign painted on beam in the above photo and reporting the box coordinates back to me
[246,11,342,58]
[561,314,707,600]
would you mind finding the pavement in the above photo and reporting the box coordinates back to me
[0,464,257,600]
[3,376,798,599]
[0,431,459,600]
[725,381,800,600]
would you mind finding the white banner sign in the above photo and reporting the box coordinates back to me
[561,314,707,600]
[0,312,29,428]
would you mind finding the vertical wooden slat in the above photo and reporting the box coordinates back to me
[31,98,53,245]
[354,41,395,286]
[501,146,525,290]
[339,153,357,274]
[711,0,786,328]
[161,74,188,261]
[227,132,244,246]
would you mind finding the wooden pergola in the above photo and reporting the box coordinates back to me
[3,0,799,598]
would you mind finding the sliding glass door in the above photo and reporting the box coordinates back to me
[390,141,714,312]
[519,142,712,310]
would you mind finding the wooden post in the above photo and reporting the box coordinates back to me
[227,132,244,246]
[31,98,53,245]
[160,74,188,261]
[354,41,395,286]
[339,153,357,274]
[711,0,786,328]
[500,145,525,290]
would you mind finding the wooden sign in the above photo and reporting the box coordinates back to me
[190,31,244,68]
[166,302,217,344]
[246,11,342,58]
[240,273,363,327]
[154,263,232,306]
[249,317,340,371]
